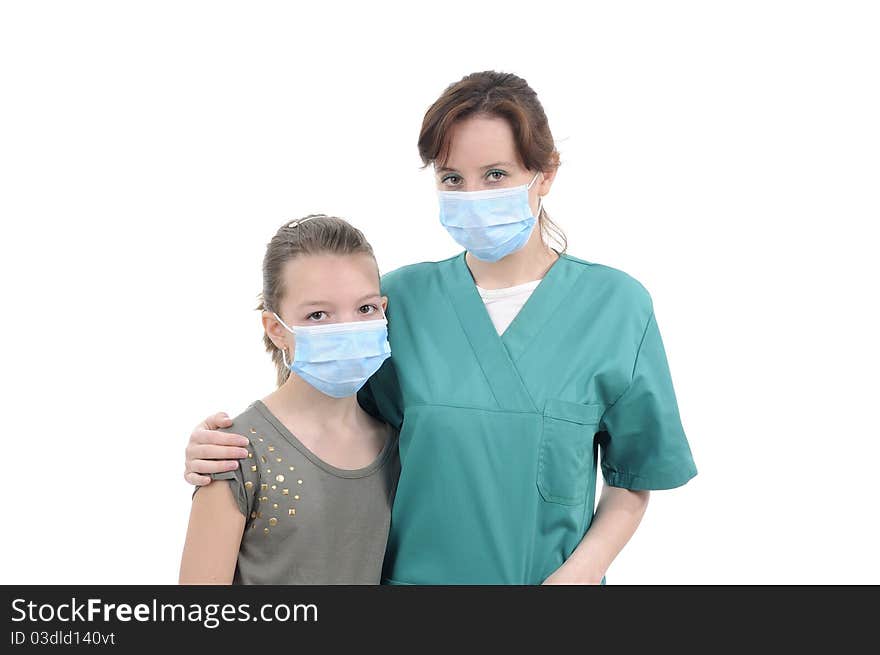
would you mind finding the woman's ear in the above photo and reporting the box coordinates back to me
[537,166,558,197]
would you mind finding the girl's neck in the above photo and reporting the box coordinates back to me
[262,375,363,429]
[465,229,559,290]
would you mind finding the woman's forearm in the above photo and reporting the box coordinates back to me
[544,486,650,584]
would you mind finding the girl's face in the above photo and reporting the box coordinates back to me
[434,114,556,216]
[263,252,387,353]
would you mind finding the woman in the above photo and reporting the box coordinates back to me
[184,71,697,584]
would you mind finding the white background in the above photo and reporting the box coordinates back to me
[1,1,877,584]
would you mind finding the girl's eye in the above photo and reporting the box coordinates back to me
[486,169,507,182]
[359,304,378,315]
[307,311,328,321]
[441,174,462,186]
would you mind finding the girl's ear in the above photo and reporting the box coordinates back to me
[262,311,289,350]
[380,296,389,314]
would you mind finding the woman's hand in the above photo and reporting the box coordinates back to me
[183,412,250,486]
[542,487,650,585]
[542,562,603,585]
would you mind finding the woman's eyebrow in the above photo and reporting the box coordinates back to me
[437,161,515,173]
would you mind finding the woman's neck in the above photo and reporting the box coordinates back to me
[465,229,559,290]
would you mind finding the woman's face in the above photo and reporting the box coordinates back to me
[434,114,555,216]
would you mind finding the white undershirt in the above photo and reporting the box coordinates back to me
[475,279,542,335]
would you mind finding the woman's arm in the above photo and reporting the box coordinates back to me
[179,480,247,584]
[542,486,650,584]
[184,412,250,486]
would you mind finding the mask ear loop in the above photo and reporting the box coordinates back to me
[528,172,544,218]
[273,311,295,369]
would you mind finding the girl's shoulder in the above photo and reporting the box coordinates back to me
[218,400,268,438]
[219,401,276,449]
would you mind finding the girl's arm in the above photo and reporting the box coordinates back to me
[179,480,246,584]
[542,486,650,584]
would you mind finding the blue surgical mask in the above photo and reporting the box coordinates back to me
[438,172,542,262]
[272,313,391,398]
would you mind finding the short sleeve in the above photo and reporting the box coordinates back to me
[597,310,697,490]
[191,434,259,518]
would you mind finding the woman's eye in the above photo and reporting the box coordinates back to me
[487,170,507,182]
[359,304,377,315]
[307,311,328,321]
[441,174,461,186]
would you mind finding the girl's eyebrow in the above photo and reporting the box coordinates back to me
[298,294,379,307]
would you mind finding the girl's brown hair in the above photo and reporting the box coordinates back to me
[418,70,567,253]
[257,214,378,387]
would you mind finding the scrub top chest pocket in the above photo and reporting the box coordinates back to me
[537,399,603,505]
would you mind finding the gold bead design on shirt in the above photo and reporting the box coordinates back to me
[243,439,306,536]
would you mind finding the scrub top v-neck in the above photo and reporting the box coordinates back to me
[358,251,697,584]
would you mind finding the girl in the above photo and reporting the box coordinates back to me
[184,72,697,585]
[179,214,400,584]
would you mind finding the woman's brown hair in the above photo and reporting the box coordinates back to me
[256,214,378,387]
[418,70,567,253]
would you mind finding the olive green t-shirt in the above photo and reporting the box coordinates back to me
[193,399,400,584]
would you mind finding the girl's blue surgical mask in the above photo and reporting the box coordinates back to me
[437,172,542,262]
[272,313,391,398]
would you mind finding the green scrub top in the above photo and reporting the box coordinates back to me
[358,251,697,584]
